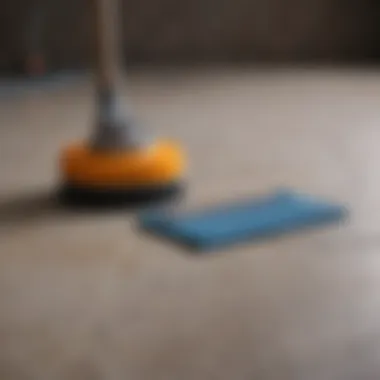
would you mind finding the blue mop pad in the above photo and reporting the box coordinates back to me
[138,189,347,251]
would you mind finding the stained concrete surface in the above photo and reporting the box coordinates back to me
[1,67,380,379]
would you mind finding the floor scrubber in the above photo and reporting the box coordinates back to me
[59,0,185,207]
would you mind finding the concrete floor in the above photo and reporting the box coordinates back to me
[1,67,380,379]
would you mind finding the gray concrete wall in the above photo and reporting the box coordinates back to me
[1,0,379,70]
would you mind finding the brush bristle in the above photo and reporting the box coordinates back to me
[58,182,184,209]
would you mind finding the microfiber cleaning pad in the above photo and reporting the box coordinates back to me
[138,189,347,251]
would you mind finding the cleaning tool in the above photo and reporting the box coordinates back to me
[139,189,347,251]
[59,0,185,207]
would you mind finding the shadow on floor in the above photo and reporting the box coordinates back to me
[0,187,183,234]
[0,191,83,233]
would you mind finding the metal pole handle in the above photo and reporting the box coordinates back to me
[90,0,142,151]
[92,0,121,93]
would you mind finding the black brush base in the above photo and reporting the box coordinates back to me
[58,182,184,210]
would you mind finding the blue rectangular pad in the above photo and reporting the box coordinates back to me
[138,189,347,251]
